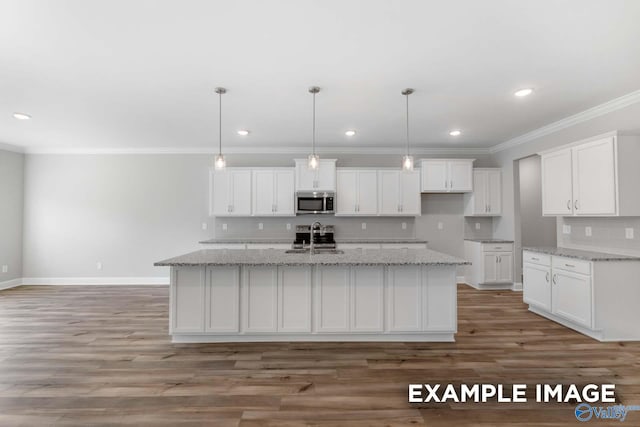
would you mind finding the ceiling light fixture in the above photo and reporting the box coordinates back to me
[401,88,415,171]
[449,130,462,136]
[308,86,321,170]
[514,88,533,97]
[345,130,356,137]
[13,112,31,120]
[237,130,250,136]
[214,87,227,170]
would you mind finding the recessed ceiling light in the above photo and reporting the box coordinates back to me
[449,130,462,136]
[237,130,250,136]
[345,130,356,137]
[514,88,534,97]
[13,112,31,120]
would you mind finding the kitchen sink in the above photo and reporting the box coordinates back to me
[285,249,344,254]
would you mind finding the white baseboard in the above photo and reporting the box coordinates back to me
[456,275,465,284]
[511,282,523,291]
[20,277,169,285]
[0,278,23,291]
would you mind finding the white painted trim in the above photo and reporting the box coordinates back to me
[490,89,640,153]
[0,278,22,290]
[456,275,465,284]
[23,145,490,156]
[0,142,24,153]
[21,277,169,285]
[511,282,523,291]
[172,332,455,343]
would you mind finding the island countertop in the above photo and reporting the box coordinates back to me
[155,248,469,267]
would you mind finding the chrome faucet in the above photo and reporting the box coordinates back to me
[310,221,323,254]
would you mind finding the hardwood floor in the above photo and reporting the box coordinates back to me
[1,284,639,426]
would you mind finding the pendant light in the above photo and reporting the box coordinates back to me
[308,86,321,170]
[401,88,415,171]
[214,87,227,170]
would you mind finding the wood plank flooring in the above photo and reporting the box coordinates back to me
[1,284,639,426]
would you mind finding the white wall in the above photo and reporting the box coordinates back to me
[0,149,24,284]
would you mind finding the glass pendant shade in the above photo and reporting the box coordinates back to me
[214,154,226,170]
[308,153,320,170]
[402,155,414,171]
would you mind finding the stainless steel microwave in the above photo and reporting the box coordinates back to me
[295,191,335,215]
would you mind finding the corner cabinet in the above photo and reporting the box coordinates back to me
[336,169,378,215]
[209,169,252,216]
[540,132,640,216]
[252,168,295,216]
[294,159,337,192]
[464,169,502,216]
[420,159,474,193]
[378,170,421,216]
[463,241,513,289]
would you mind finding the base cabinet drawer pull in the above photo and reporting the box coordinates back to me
[545,272,549,282]
[565,263,575,268]
[574,200,579,210]
[532,257,539,261]
[552,274,557,285]
[567,200,571,210]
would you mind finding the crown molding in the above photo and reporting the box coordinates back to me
[490,89,640,154]
[25,145,491,156]
[0,142,24,153]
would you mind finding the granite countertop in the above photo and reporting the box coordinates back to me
[523,247,640,262]
[199,238,428,244]
[155,248,468,267]
[464,239,514,243]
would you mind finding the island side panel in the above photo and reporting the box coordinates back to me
[170,266,206,334]
[423,266,458,332]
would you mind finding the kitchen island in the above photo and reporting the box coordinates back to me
[155,248,469,343]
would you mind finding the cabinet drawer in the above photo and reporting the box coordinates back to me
[552,256,591,275]
[482,243,513,252]
[523,251,551,266]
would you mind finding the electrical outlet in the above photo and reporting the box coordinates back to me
[286,223,291,231]
[1,265,7,273]
[475,223,481,230]
[201,222,208,231]
[222,223,227,231]
[438,222,444,230]
[361,222,367,230]
[585,226,592,237]
[626,228,635,239]
[96,262,102,270]
[258,223,263,230]
[401,222,407,230]
[563,225,571,234]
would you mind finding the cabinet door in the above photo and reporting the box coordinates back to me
[482,253,498,283]
[387,266,422,331]
[378,170,401,215]
[542,148,573,215]
[278,267,311,332]
[421,160,448,192]
[472,170,488,214]
[314,267,350,332]
[552,270,592,328]
[487,169,502,215]
[523,263,551,311]
[316,160,337,191]
[274,170,295,215]
[206,267,240,332]
[357,171,378,215]
[252,170,275,216]
[171,267,205,333]
[210,170,232,216]
[242,267,278,332]
[350,267,384,332]
[496,253,513,283]
[400,171,421,215]
[572,137,617,216]
[448,160,473,192]
[336,170,358,214]
[295,160,317,191]
[230,171,252,216]
[423,267,457,331]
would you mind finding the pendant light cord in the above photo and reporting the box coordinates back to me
[218,91,222,156]
[312,91,316,156]
[405,93,410,155]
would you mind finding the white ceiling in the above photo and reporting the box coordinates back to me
[1,0,640,153]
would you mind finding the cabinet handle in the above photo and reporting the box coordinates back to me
[567,200,571,210]
[552,274,557,285]
[227,205,231,213]
[450,180,453,189]
[444,180,448,188]
[531,257,539,261]
[574,200,579,210]
[545,272,549,282]
[565,263,575,268]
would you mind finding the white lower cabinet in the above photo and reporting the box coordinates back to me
[171,267,206,333]
[522,257,551,311]
[551,268,592,328]
[314,267,351,332]
[242,267,278,332]
[387,266,422,332]
[350,267,384,332]
[278,266,312,332]
[464,241,514,288]
[206,266,240,332]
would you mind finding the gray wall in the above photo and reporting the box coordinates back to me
[0,149,24,283]
[22,152,493,279]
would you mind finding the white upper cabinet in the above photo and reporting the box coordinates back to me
[378,170,421,216]
[541,132,640,216]
[420,159,474,192]
[295,159,337,191]
[464,168,502,216]
[336,169,378,215]
[209,169,252,216]
[252,169,295,216]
